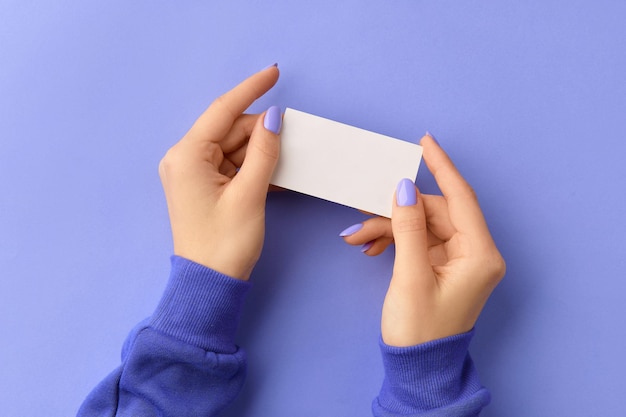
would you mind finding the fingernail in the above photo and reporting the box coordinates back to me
[396,178,417,206]
[264,106,282,134]
[425,131,439,146]
[339,223,363,237]
[361,240,375,253]
[264,63,278,70]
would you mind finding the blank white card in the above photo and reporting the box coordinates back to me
[270,108,423,218]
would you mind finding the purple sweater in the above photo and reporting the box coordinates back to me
[77,256,490,416]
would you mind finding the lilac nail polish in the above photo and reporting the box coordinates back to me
[264,63,278,70]
[396,178,417,206]
[339,223,363,237]
[264,106,282,134]
[361,241,375,253]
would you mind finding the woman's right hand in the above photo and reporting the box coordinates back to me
[340,134,506,346]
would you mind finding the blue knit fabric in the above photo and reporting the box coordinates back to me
[77,256,251,417]
[78,256,489,416]
[149,256,251,354]
[373,331,489,416]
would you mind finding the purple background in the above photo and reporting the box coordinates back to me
[1,1,625,416]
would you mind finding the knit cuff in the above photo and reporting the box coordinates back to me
[149,256,251,354]
[374,329,490,415]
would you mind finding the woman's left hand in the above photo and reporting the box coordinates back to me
[159,65,282,280]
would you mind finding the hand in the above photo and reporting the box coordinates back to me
[158,66,282,280]
[341,134,506,346]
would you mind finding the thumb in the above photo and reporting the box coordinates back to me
[391,178,434,290]
[234,106,282,202]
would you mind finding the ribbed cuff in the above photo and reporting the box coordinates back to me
[149,256,251,354]
[374,329,489,415]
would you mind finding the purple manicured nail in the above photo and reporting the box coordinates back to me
[361,241,375,253]
[264,106,282,134]
[339,223,363,237]
[264,63,278,70]
[396,178,417,206]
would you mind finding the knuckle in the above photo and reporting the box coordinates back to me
[158,146,183,178]
[158,158,166,178]
[483,250,506,283]
[448,186,479,205]
[464,239,506,287]
[252,137,280,161]
[493,253,507,280]
[393,216,427,235]
[213,95,237,120]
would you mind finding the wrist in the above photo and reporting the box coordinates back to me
[173,246,256,281]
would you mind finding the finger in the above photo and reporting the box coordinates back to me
[186,65,279,143]
[224,143,248,168]
[219,157,238,178]
[422,194,456,241]
[361,237,393,256]
[340,210,444,248]
[340,217,392,245]
[421,134,490,238]
[391,178,435,290]
[220,113,258,153]
[232,106,282,204]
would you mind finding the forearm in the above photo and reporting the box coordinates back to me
[373,329,490,417]
[77,256,251,417]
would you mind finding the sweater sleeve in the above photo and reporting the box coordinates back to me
[77,256,252,417]
[372,329,490,417]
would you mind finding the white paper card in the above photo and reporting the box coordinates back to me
[270,108,423,218]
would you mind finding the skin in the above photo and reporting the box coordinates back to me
[160,66,505,347]
[342,135,506,346]
[159,66,281,280]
